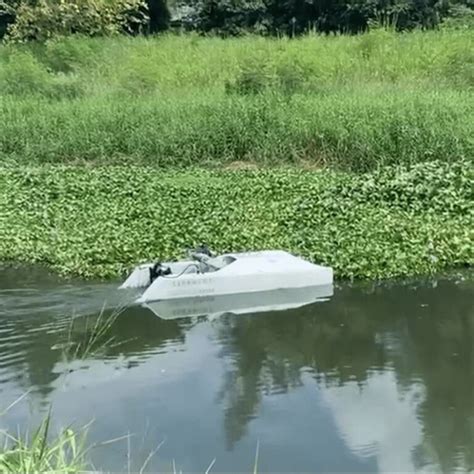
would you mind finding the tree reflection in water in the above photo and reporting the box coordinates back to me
[213,279,473,472]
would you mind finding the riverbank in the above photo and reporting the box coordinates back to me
[0,30,472,279]
[0,30,473,170]
[1,161,471,280]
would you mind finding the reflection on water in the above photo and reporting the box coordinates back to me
[322,371,429,472]
[145,284,333,319]
[0,265,473,473]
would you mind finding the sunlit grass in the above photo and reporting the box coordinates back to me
[0,29,472,170]
[0,409,257,474]
[0,412,88,474]
[61,305,126,362]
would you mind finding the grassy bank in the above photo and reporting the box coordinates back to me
[1,161,471,279]
[0,30,472,279]
[0,416,87,473]
[0,29,473,170]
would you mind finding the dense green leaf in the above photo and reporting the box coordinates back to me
[0,161,471,279]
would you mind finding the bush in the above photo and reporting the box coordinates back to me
[4,0,147,42]
[0,49,83,98]
[442,3,474,29]
[177,0,462,35]
[42,35,103,73]
[227,59,274,94]
[443,46,474,88]
[0,49,51,95]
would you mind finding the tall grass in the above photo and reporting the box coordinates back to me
[60,305,125,362]
[0,413,88,473]
[0,29,473,170]
[0,394,255,474]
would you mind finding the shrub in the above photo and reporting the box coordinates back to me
[43,35,102,73]
[4,0,147,42]
[0,49,83,98]
[0,49,52,95]
[443,46,474,88]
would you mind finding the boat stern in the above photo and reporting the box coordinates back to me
[119,264,153,289]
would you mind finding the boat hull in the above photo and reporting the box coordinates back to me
[133,251,333,303]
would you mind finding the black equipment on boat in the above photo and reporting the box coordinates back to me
[149,262,171,284]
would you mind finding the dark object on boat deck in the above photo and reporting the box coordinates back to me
[194,244,212,257]
[149,262,171,284]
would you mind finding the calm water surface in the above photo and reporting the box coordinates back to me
[0,266,473,473]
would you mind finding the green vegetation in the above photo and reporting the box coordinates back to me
[62,306,125,361]
[0,29,472,279]
[0,414,87,473]
[0,0,169,41]
[0,30,473,170]
[0,160,471,279]
[177,0,474,35]
[2,0,147,43]
[2,0,473,41]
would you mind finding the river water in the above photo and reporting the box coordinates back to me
[0,265,472,473]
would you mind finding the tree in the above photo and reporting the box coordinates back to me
[177,0,457,35]
[147,0,170,32]
[0,1,18,39]
[1,0,148,42]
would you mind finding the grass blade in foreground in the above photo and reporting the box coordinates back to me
[0,414,88,474]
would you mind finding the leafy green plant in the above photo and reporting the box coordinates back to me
[0,161,471,280]
[443,46,474,88]
[43,35,103,73]
[0,49,51,95]
[4,0,148,43]
[227,57,274,95]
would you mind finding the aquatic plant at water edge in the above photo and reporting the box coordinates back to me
[0,395,256,473]
[0,160,471,280]
[0,413,88,474]
[58,305,126,362]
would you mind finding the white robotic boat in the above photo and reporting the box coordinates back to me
[120,249,333,305]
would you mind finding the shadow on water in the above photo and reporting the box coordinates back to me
[0,265,473,472]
